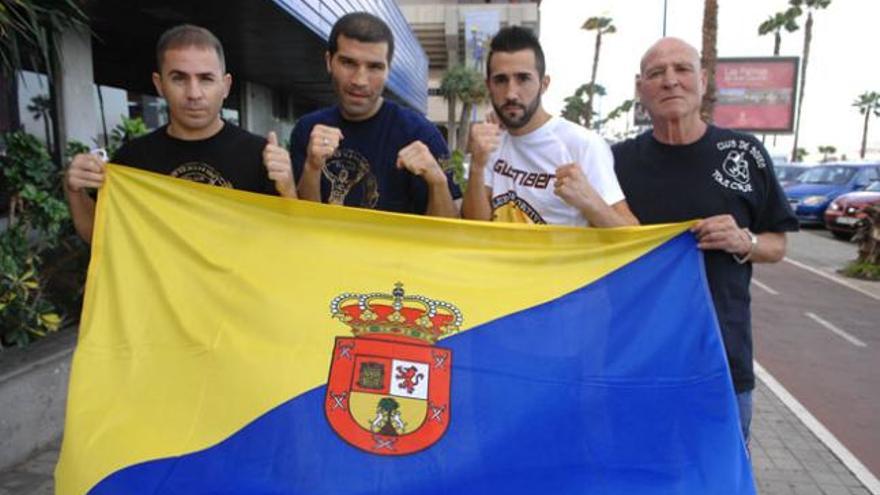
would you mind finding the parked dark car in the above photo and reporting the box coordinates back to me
[824,180,880,239]
[785,163,880,225]
[774,163,809,188]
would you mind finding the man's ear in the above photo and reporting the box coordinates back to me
[222,73,232,99]
[152,72,164,97]
[325,51,332,74]
[540,74,550,95]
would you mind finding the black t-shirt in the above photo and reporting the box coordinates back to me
[113,122,273,195]
[289,100,462,214]
[613,125,798,393]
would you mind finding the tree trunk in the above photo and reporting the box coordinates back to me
[446,95,457,151]
[41,112,52,153]
[861,109,870,159]
[46,27,63,165]
[791,12,813,162]
[97,84,109,148]
[584,32,602,129]
[700,0,718,123]
[456,101,472,152]
[0,72,21,133]
[773,31,781,56]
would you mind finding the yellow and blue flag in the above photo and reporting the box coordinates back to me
[56,165,755,494]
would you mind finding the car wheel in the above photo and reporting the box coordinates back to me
[831,230,853,241]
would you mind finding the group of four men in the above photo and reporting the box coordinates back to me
[65,13,798,444]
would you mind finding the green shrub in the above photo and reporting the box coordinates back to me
[1,131,86,348]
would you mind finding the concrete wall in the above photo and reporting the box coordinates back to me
[241,81,295,145]
[0,331,75,470]
[56,28,99,149]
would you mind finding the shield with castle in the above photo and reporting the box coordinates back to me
[325,283,462,455]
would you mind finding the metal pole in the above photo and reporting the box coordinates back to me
[663,0,669,36]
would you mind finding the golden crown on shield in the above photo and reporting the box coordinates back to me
[330,283,463,344]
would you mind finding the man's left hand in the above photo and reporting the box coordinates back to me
[553,164,603,212]
[263,131,296,198]
[396,140,446,186]
[692,214,752,255]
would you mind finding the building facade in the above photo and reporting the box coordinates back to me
[399,0,540,129]
[2,0,430,154]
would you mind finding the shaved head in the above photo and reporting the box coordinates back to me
[640,37,701,75]
[636,36,707,138]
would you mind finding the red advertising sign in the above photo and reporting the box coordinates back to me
[712,57,799,133]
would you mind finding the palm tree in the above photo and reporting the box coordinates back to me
[440,65,487,152]
[817,145,836,162]
[794,147,809,162]
[581,16,615,129]
[699,0,718,123]
[562,83,606,127]
[789,0,832,162]
[853,91,880,159]
[758,7,802,56]
[26,93,52,151]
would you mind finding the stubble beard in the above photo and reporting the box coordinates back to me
[493,93,542,130]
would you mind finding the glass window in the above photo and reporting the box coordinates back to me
[799,166,856,185]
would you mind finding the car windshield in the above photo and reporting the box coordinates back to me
[866,180,880,192]
[799,166,857,185]
[775,166,805,181]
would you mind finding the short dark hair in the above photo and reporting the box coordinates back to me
[487,26,545,78]
[328,12,395,64]
[156,24,226,72]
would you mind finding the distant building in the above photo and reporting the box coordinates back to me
[399,0,540,129]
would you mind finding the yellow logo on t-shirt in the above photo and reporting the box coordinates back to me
[491,191,546,224]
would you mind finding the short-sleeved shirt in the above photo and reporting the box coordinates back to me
[113,122,272,194]
[289,100,462,214]
[613,125,799,393]
[483,117,624,226]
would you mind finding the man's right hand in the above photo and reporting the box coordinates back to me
[468,122,501,171]
[66,153,106,193]
[306,124,344,172]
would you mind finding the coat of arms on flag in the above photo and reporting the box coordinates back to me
[326,283,461,455]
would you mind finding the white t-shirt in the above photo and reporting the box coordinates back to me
[483,117,624,226]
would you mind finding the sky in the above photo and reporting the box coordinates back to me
[539,0,880,162]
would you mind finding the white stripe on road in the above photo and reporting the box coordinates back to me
[756,362,880,495]
[751,278,779,295]
[804,312,868,348]
[784,257,880,302]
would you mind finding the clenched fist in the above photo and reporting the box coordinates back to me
[306,124,344,172]
[467,122,502,171]
[396,140,446,186]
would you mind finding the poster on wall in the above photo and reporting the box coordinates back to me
[712,57,799,133]
[464,10,500,74]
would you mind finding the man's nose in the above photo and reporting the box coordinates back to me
[185,79,203,99]
[661,69,678,88]
[505,81,520,102]
[351,65,368,86]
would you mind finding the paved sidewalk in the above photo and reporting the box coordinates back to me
[752,379,872,494]
[1,379,873,494]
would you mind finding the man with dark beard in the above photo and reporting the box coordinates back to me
[289,12,460,217]
[461,26,636,227]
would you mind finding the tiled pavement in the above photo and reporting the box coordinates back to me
[1,379,873,494]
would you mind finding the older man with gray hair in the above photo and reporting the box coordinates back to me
[612,37,798,445]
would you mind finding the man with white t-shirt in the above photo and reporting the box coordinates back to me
[461,26,637,227]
